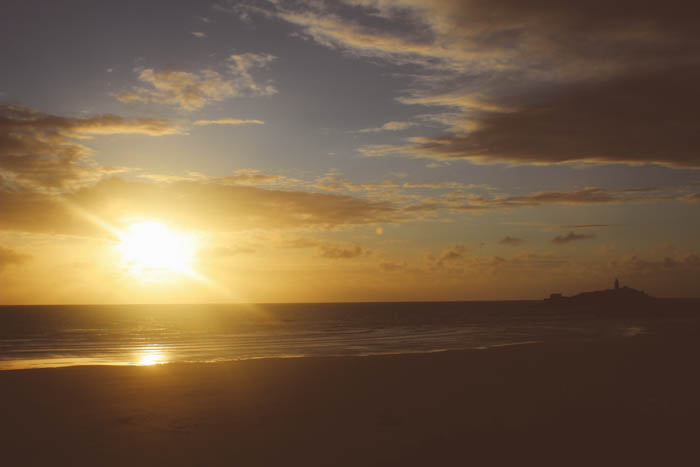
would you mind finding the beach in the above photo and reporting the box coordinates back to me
[3,329,700,466]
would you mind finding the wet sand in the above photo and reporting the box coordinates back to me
[2,332,700,466]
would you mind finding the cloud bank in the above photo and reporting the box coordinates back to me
[0,105,179,190]
[250,0,700,167]
[0,177,399,237]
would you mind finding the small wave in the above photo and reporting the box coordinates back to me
[621,326,645,337]
[474,340,542,350]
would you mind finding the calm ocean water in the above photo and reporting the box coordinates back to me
[0,301,695,370]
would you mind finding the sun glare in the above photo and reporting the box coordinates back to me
[138,348,167,366]
[119,221,196,281]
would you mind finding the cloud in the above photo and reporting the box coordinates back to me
[499,236,523,246]
[393,184,692,219]
[445,187,675,212]
[358,121,416,133]
[403,181,493,190]
[213,169,292,186]
[0,177,400,237]
[369,68,700,167]
[499,188,617,206]
[0,105,180,190]
[436,244,467,266]
[194,118,265,126]
[191,31,207,38]
[421,246,572,275]
[117,53,277,111]
[318,243,369,259]
[137,169,291,186]
[375,247,700,298]
[276,236,371,258]
[551,232,596,245]
[255,0,700,168]
[280,237,320,249]
[560,224,610,230]
[379,261,408,272]
[312,173,399,193]
[261,0,699,77]
[0,245,31,272]
[270,8,456,68]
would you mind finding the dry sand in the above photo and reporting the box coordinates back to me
[2,332,700,466]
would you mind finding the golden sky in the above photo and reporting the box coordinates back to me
[1,0,699,303]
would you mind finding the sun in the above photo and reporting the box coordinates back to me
[118,221,196,281]
[138,349,167,366]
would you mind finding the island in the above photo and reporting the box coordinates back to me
[546,278,654,307]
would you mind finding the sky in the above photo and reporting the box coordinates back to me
[1,0,699,304]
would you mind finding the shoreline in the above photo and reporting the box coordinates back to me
[4,331,700,465]
[0,339,547,372]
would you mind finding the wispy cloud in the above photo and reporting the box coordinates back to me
[194,118,264,126]
[499,236,524,246]
[116,53,277,111]
[358,121,416,133]
[551,232,596,245]
[436,244,467,267]
[560,224,610,230]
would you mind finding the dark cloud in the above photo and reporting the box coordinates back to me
[318,243,368,259]
[0,105,180,189]
[560,224,609,230]
[278,237,371,258]
[448,187,677,212]
[421,247,570,275]
[436,244,466,266]
[499,236,523,246]
[501,188,617,206]
[262,0,700,167]
[386,68,700,167]
[394,185,692,218]
[551,231,596,245]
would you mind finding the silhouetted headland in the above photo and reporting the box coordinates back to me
[545,278,654,309]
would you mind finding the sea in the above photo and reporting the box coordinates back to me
[1,300,697,370]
